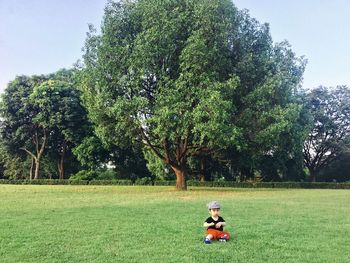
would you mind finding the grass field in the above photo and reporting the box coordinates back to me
[0,185,349,263]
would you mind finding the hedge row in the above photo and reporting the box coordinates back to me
[184,180,350,189]
[0,179,349,189]
[0,179,89,185]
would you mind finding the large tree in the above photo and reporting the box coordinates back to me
[80,0,305,189]
[80,0,240,190]
[303,86,350,182]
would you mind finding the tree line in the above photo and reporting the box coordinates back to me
[1,0,349,190]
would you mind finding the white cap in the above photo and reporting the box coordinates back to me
[207,201,221,209]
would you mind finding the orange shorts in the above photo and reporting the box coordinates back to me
[207,229,231,240]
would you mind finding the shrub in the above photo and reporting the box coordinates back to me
[96,170,119,180]
[70,170,98,181]
[68,180,89,185]
[135,177,153,185]
[89,180,132,185]
[154,180,176,186]
[0,179,350,189]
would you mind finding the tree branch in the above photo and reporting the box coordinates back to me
[140,128,165,162]
[20,147,37,161]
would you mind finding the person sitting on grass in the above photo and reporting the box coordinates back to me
[203,201,231,244]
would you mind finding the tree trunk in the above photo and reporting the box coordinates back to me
[199,158,205,182]
[58,141,66,180]
[59,159,65,180]
[33,140,45,180]
[20,128,47,180]
[34,159,40,180]
[309,170,317,182]
[29,158,34,180]
[57,160,61,179]
[171,165,187,190]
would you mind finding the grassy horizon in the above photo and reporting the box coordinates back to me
[1,185,349,262]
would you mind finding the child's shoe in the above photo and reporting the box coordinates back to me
[219,234,229,242]
[204,238,211,244]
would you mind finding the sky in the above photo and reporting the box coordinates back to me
[1,0,350,93]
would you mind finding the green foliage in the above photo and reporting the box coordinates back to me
[318,152,350,182]
[72,133,151,180]
[39,155,59,179]
[0,149,29,179]
[96,169,119,180]
[143,149,175,180]
[303,86,350,181]
[88,179,133,185]
[29,79,88,143]
[0,75,47,154]
[70,169,122,181]
[70,170,98,181]
[76,1,233,182]
[72,136,111,170]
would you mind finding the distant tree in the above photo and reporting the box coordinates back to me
[30,79,89,179]
[0,75,48,179]
[0,70,89,180]
[253,94,310,182]
[303,86,350,182]
[318,151,350,182]
[229,12,307,179]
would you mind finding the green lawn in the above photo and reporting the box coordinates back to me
[0,185,349,262]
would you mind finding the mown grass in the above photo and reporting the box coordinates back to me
[0,185,349,262]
